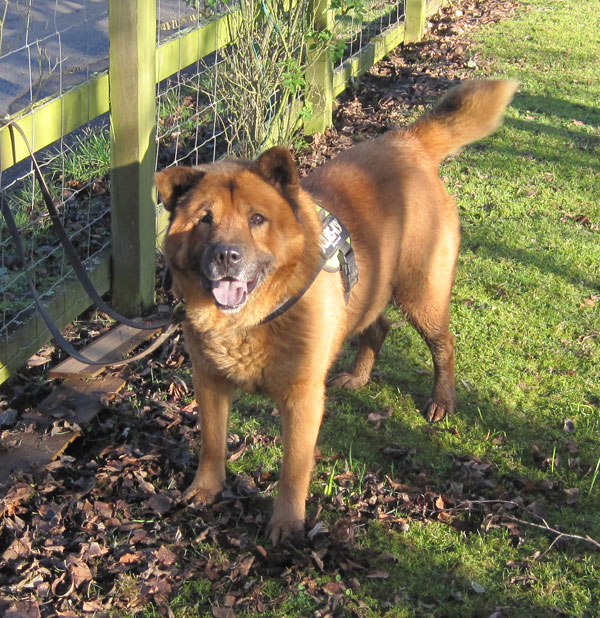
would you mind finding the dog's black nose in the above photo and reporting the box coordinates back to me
[213,244,243,269]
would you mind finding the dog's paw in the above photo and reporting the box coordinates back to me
[182,481,221,505]
[268,497,306,545]
[424,399,453,423]
[328,372,369,390]
[267,515,305,545]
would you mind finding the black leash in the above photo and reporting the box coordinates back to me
[2,120,181,366]
[5,121,170,330]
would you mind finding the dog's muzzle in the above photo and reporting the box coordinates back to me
[199,243,262,312]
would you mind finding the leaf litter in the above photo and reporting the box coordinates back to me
[3,0,598,615]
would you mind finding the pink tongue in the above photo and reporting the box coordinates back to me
[211,279,248,307]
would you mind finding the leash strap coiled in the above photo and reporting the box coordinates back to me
[4,121,170,330]
[1,120,181,366]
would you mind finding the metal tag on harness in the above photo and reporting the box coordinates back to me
[316,206,358,300]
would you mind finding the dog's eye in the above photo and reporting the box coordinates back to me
[199,211,213,225]
[250,213,266,226]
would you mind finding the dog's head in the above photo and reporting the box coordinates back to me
[156,147,316,328]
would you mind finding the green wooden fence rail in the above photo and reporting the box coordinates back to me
[0,0,446,383]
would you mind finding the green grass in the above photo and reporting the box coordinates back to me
[0,126,113,321]
[51,128,111,185]
[146,0,600,616]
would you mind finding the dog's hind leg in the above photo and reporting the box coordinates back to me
[397,293,455,423]
[329,314,391,389]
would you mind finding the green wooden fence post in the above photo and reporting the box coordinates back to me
[304,0,333,135]
[405,0,427,43]
[109,0,157,316]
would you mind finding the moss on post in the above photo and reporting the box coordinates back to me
[304,0,333,135]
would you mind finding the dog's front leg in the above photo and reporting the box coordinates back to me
[268,381,325,544]
[183,366,234,505]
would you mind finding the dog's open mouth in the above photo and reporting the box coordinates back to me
[211,277,257,312]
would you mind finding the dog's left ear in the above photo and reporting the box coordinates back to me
[256,147,299,200]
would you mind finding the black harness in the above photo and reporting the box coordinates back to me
[316,205,359,301]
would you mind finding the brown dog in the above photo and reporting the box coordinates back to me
[155,79,517,543]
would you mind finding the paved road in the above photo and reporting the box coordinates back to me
[0,0,217,116]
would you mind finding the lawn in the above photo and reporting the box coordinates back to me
[232,0,600,614]
[158,0,600,613]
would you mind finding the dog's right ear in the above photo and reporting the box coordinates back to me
[154,167,204,211]
[256,147,301,214]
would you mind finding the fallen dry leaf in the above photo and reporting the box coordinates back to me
[565,488,579,505]
[5,599,41,618]
[367,570,389,579]
[154,545,178,566]
[212,607,236,618]
[323,580,346,595]
[82,599,104,613]
[66,555,93,589]
[119,552,143,565]
[145,493,173,514]
[367,407,393,423]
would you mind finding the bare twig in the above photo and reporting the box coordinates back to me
[436,499,600,551]
[503,514,600,551]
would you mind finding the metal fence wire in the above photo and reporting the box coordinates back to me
[0,0,229,372]
[0,0,114,365]
[0,0,411,380]
[336,0,406,65]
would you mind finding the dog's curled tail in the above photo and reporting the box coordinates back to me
[408,79,518,166]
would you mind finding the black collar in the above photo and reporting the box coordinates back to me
[260,205,358,324]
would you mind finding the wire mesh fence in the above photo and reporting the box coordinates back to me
[0,0,114,374]
[155,0,239,177]
[335,0,406,66]
[0,125,111,324]
[155,44,228,171]
[0,0,234,373]
[0,0,412,379]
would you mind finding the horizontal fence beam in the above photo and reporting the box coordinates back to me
[0,12,241,173]
[427,0,445,15]
[156,10,240,83]
[0,207,170,383]
[333,17,407,98]
[0,253,111,384]
[0,73,109,172]
[0,0,445,170]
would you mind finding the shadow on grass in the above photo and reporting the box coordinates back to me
[461,226,599,298]
[325,328,595,488]
[316,333,598,615]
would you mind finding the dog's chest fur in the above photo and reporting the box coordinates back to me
[184,322,272,389]
[184,316,324,396]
